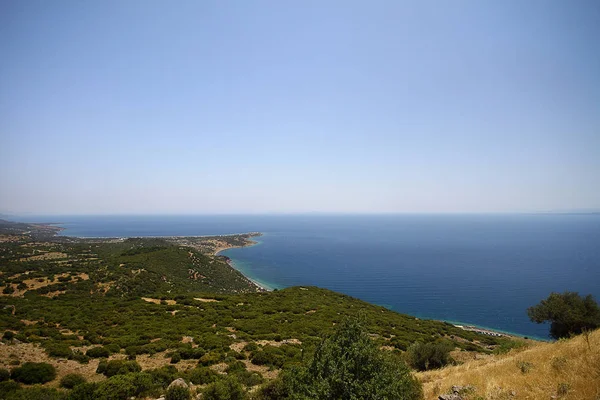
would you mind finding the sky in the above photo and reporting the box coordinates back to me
[1,0,599,215]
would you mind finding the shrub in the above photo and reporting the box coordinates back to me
[11,362,57,384]
[225,361,246,373]
[517,360,533,374]
[166,385,191,400]
[203,377,247,400]
[170,352,181,364]
[0,380,21,394]
[406,341,454,371]
[93,372,155,400]
[148,365,178,388]
[3,331,15,341]
[231,370,263,387]
[557,382,570,396]
[86,346,110,358]
[60,373,87,389]
[99,360,142,377]
[104,343,121,354]
[4,386,66,400]
[67,382,98,400]
[188,367,220,385]
[45,343,73,358]
[265,317,423,400]
[0,367,10,382]
[70,350,90,364]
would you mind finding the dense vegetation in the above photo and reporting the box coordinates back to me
[255,317,423,400]
[0,222,516,399]
[528,291,600,339]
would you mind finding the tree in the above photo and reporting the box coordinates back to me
[527,292,600,339]
[256,316,422,400]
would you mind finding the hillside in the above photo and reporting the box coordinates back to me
[0,223,532,399]
[419,329,600,400]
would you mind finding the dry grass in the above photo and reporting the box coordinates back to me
[418,329,600,400]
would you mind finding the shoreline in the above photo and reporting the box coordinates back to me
[214,238,276,292]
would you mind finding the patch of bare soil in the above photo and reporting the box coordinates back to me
[142,297,176,305]
[0,342,104,386]
[194,298,219,303]
[19,252,68,261]
[242,359,279,380]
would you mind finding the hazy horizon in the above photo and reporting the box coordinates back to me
[2,1,599,215]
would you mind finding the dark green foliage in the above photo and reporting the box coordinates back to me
[70,350,90,364]
[262,317,422,400]
[86,346,110,358]
[60,373,87,388]
[67,382,99,400]
[187,366,221,385]
[170,352,181,364]
[250,346,285,368]
[147,365,179,388]
[232,370,264,387]
[96,359,142,377]
[406,341,454,371]
[166,385,192,400]
[0,380,21,394]
[93,372,155,400]
[3,331,15,340]
[45,342,73,358]
[203,377,248,400]
[527,292,600,339]
[11,362,57,384]
[0,367,10,382]
[3,386,66,400]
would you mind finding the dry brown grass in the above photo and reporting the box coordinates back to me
[418,329,600,400]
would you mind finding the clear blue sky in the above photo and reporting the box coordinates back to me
[1,0,599,214]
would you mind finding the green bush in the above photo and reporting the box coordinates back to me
[93,372,155,400]
[60,373,87,389]
[170,352,181,364]
[67,382,99,400]
[203,377,247,400]
[45,343,73,358]
[0,367,10,382]
[3,386,66,400]
[86,346,110,358]
[231,370,264,387]
[188,366,220,385]
[166,385,191,400]
[70,350,90,364]
[406,341,454,371]
[3,331,15,341]
[148,365,179,388]
[0,380,21,394]
[11,362,57,384]
[261,317,422,400]
[97,360,142,377]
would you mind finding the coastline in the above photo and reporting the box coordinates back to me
[215,237,276,292]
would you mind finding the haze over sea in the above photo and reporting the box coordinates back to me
[15,214,600,340]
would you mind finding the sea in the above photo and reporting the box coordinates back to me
[13,213,600,340]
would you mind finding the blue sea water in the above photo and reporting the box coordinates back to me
[14,214,600,339]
